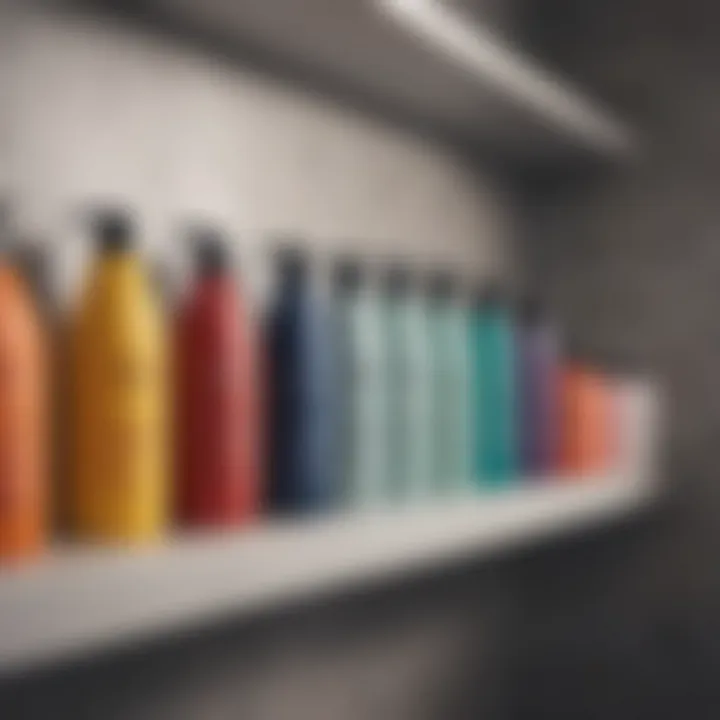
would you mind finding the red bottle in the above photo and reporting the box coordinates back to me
[176,230,261,527]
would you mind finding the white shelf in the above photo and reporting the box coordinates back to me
[141,0,637,165]
[0,476,655,674]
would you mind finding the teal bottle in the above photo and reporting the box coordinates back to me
[384,267,433,502]
[428,273,473,497]
[334,259,387,508]
[472,286,517,488]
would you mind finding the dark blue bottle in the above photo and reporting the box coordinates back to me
[267,247,337,512]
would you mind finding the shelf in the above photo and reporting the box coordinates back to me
[127,0,637,167]
[0,476,655,674]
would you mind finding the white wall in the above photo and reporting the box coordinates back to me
[0,2,514,305]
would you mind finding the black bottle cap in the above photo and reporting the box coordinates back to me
[190,227,230,276]
[274,243,308,284]
[564,334,584,364]
[92,209,134,253]
[475,281,505,309]
[518,294,544,325]
[428,271,454,299]
[333,257,362,291]
[384,264,410,296]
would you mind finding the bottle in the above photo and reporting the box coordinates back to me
[334,259,386,508]
[516,296,560,476]
[472,285,517,488]
[176,229,261,527]
[267,246,337,512]
[427,272,472,496]
[0,208,48,562]
[559,345,611,476]
[71,210,168,543]
[582,371,612,473]
[383,265,433,502]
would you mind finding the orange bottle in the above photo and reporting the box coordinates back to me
[559,365,582,473]
[578,370,609,472]
[0,218,48,562]
[560,364,610,475]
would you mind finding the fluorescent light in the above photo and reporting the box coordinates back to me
[376,0,635,155]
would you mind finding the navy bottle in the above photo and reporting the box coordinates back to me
[267,247,337,511]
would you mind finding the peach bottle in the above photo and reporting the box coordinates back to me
[560,364,611,475]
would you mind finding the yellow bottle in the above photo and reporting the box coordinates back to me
[71,210,168,544]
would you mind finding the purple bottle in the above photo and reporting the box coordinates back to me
[517,297,560,476]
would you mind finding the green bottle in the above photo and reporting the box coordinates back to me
[383,266,433,503]
[334,259,387,508]
[472,285,518,488]
[427,273,473,497]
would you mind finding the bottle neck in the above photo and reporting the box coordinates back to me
[280,270,307,295]
[194,269,235,299]
[96,249,142,279]
[197,265,229,283]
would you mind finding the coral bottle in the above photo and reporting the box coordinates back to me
[0,221,48,562]
[71,210,168,544]
[560,363,610,475]
[579,371,612,473]
[176,230,260,526]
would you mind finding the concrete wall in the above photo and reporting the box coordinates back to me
[514,0,720,716]
[0,2,513,309]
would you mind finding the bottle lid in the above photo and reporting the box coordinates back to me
[564,332,585,363]
[92,208,134,253]
[190,226,230,276]
[333,257,362,291]
[384,264,410,295]
[518,294,544,325]
[428,271,454,299]
[273,243,308,283]
[475,281,505,309]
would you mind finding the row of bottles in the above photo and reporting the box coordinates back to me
[268,249,614,509]
[0,208,617,562]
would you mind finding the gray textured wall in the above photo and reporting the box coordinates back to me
[515,0,720,716]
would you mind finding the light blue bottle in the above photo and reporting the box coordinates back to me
[472,285,517,488]
[334,259,387,508]
[384,266,433,503]
[427,273,473,498]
